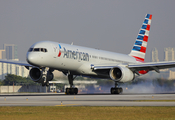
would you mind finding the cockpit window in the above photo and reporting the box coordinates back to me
[44,49,47,52]
[28,48,34,52]
[41,48,44,52]
[28,48,48,52]
[34,48,40,51]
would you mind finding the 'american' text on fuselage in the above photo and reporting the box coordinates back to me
[62,47,89,61]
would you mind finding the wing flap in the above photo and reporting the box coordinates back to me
[91,63,123,70]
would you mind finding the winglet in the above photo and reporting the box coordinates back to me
[129,14,152,62]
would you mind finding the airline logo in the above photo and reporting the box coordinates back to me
[129,14,152,62]
[58,44,62,57]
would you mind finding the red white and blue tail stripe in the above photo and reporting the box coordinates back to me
[129,14,152,62]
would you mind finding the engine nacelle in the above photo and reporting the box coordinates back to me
[109,66,135,82]
[29,67,43,82]
[29,67,54,83]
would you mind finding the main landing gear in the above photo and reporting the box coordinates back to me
[110,82,123,94]
[65,74,78,95]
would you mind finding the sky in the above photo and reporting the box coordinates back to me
[0,0,175,62]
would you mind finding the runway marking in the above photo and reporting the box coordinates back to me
[134,100,175,102]
[55,104,80,106]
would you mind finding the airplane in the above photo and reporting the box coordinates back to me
[1,14,175,95]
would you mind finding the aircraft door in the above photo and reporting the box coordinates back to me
[52,44,58,58]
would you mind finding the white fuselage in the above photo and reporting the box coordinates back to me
[27,41,138,77]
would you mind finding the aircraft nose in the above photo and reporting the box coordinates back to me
[26,52,39,66]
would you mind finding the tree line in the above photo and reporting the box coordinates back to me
[0,74,40,86]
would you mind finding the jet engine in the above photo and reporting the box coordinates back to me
[29,67,54,83]
[109,66,135,82]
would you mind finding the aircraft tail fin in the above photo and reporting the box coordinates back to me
[129,14,152,62]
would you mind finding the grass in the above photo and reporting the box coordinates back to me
[0,106,175,120]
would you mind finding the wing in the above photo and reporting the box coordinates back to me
[0,59,33,69]
[91,61,175,73]
[128,61,175,73]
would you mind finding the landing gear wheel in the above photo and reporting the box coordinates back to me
[110,87,114,94]
[119,87,123,93]
[75,88,78,94]
[65,88,78,95]
[66,88,69,95]
[110,87,123,94]
[42,81,49,86]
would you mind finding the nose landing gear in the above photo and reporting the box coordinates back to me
[41,68,54,86]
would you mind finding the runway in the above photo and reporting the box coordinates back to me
[0,93,175,106]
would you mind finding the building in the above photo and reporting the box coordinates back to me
[168,70,175,80]
[164,47,175,61]
[151,48,159,62]
[3,44,18,60]
[0,50,5,59]
[0,44,29,80]
[0,61,29,80]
